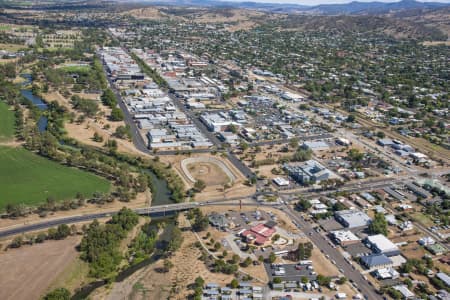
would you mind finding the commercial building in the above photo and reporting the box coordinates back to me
[272,177,290,187]
[284,160,337,185]
[208,213,230,229]
[374,267,399,280]
[241,223,276,245]
[335,210,372,228]
[436,272,450,287]
[200,112,237,132]
[365,234,400,257]
[331,230,361,246]
[361,254,393,270]
[301,141,329,151]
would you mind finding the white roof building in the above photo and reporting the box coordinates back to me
[331,230,360,245]
[366,234,400,256]
[273,177,289,186]
[393,285,415,299]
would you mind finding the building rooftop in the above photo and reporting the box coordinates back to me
[331,230,360,244]
[366,234,399,254]
[393,285,415,299]
[335,209,372,228]
[361,254,393,268]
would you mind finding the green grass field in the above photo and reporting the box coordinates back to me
[0,146,111,210]
[0,101,14,142]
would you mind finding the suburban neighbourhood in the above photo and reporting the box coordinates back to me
[0,0,448,300]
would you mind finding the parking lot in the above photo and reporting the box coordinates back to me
[265,263,318,282]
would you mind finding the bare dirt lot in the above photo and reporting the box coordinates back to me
[0,236,81,300]
[43,91,146,157]
[188,161,230,186]
[100,229,235,300]
[160,154,255,202]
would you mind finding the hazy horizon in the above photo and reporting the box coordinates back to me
[222,0,450,5]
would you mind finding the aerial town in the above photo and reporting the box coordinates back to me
[0,1,448,300]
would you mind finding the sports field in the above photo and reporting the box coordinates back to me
[0,101,14,142]
[0,146,111,210]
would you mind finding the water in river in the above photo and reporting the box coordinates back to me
[19,74,48,132]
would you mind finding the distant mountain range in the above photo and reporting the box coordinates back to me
[126,0,450,15]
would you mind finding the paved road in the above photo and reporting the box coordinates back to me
[0,176,406,238]
[169,92,255,178]
[99,55,150,154]
[282,204,381,300]
[0,212,114,238]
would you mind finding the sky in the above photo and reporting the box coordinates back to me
[225,0,450,4]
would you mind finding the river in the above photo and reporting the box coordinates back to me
[17,76,176,299]
[19,74,48,132]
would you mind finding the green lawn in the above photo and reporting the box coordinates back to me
[0,146,111,210]
[0,101,14,142]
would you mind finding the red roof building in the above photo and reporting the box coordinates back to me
[241,223,276,245]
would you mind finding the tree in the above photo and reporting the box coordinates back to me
[317,274,331,286]
[93,132,103,142]
[110,107,124,121]
[301,276,309,284]
[336,277,347,284]
[376,131,385,138]
[292,148,312,162]
[194,180,206,192]
[287,242,313,261]
[195,276,205,288]
[192,210,209,232]
[268,252,276,263]
[214,242,221,251]
[295,199,312,211]
[348,148,364,162]
[241,257,252,267]
[271,234,281,242]
[231,254,240,264]
[10,236,23,248]
[273,277,282,284]
[36,232,47,243]
[114,125,131,139]
[368,212,388,236]
[346,114,356,123]
[228,124,238,134]
[43,288,70,300]
[101,89,117,107]
[239,141,249,151]
[230,278,239,288]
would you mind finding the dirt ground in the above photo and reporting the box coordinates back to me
[400,242,426,260]
[160,154,255,202]
[0,190,149,237]
[43,91,147,157]
[188,162,230,186]
[311,247,339,277]
[0,236,81,300]
[101,229,235,300]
